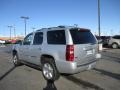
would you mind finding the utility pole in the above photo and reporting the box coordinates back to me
[21,16,29,36]
[8,26,13,40]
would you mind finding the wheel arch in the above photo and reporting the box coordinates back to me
[12,49,17,56]
[112,42,118,44]
[40,54,60,81]
[111,42,119,48]
[40,54,55,64]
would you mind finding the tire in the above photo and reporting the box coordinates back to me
[112,43,118,49]
[41,57,60,81]
[13,54,21,66]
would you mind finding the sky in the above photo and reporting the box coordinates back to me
[0,0,120,37]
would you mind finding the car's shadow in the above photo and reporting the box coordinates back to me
[101,53,120,63]
[62,74,104,90]
[93,68,120,80]
[0,66,16,81]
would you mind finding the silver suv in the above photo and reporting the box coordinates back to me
[108,35,120,48]
[12,26,101,81]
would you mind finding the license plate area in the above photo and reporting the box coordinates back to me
[86,49,93,55]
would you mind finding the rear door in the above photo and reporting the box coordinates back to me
[46,30,66,61]
[70,29,97,65]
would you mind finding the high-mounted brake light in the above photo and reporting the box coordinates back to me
[66,45,74,62]
[78,28,90,32]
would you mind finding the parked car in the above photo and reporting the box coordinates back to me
[15,40,23,44]
[108,35,120,48]
[95,36,102,44]
[101,36,110,46]
[95,36,110,46]
[12,26,101,81]
[0,40,5,44]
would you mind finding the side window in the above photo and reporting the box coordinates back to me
[118,36,120,39]
[113,36,120,39]
[116,36,120,39]
[113,36,117,39]
[47,30,66,44]
[23,33,33,45]
[33,32,43,45]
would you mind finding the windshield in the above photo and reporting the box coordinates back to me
[70,28,97,44]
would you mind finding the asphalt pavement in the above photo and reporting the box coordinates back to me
[0,46,120,90]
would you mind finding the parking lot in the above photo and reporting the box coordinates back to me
[0,46,120,90]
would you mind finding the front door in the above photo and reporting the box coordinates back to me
[19,33,33,62]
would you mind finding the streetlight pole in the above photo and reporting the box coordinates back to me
[8,26,13,40]
[21,16,29,36]
[14,25,16,39]
[98,0,101,37]
[98,0,101,52]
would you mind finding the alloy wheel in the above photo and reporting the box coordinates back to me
[43,63,54,80]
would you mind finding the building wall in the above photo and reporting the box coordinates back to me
[0,36,24,41]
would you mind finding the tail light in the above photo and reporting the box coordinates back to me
[66,45,74,62]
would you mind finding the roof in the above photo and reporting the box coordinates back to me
[36,25,89,32]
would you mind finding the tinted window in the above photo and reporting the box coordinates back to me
[23,33,33,45]
[33,32,43,45]
[47,30,66,44]
[70,29,97,44]
[113,35,120,39]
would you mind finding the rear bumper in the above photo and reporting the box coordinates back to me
[56,53,101,74]
[56,60,97,74]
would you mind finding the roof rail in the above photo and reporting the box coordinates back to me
[37,28,47,31]
[41,28,47,29]
[57,25,65,28]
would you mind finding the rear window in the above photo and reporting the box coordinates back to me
[47,30,66,44]
[70,29,97,44]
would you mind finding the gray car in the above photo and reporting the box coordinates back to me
[12,26,101,81]
[108,35,120,48]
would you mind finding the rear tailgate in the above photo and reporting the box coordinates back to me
[74,44,97,66]
[70,28,97,65]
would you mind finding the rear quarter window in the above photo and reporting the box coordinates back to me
[70,29,97,44]
[47,30,66,44]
